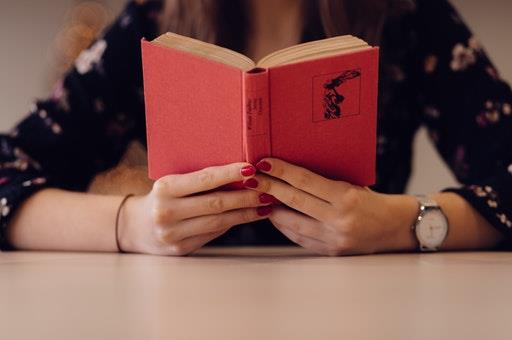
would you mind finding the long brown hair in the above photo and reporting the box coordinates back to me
[160,0,415,53]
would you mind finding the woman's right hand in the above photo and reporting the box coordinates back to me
[117,162,275,256]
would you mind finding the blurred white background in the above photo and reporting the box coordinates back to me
[0,0,511,193]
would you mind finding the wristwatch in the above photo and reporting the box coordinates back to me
[412,195,449,252]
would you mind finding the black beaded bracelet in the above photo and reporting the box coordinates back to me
[115,194,134,253]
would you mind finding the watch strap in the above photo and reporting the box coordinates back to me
[415,195,439,209]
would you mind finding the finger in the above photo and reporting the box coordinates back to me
[269,206,326,242]
[273,222,330,256]
[256,158,342,201]
[154,162,256,198]
[172,189,271,220]
[244,174,336,222]
[171,229,227,256]
[161,206,273,241]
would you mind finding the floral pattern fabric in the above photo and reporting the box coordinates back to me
[0,0,511,249]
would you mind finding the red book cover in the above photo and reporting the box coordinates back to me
[142,38,379,186]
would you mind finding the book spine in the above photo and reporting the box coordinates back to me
[242,68,271,164]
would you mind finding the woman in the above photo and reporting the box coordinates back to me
[0,0,511,256]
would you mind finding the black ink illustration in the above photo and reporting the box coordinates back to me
[322,70,361,120]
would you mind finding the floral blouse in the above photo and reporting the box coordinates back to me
[1,0,511,250]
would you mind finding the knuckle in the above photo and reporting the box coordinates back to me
[340,187,363,210]
[288,192,306,209]
[205,214,224,229]
[341,216,358,236]
[296,171,313,188]
[153,176,174,196]
[243,191,260,208]
[240,208,256,223]
[206,194,225,212]
[259,179,273,193]
[197,169,215,186]
[330,211,345,230]
[151,206,169,225]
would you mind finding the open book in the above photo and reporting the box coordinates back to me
[142,32,379,185]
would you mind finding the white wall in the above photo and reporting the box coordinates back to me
[0,0,510,193]
[0,0,73,128]
[0,0,125,128]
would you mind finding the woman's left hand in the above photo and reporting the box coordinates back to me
[244,158,419,256]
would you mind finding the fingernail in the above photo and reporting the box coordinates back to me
[256,160,272,172]
[243,178,258,189]
[257,206,273,216]
[271,197,282,205]
[259,193,276,204]
[240,165,256,177]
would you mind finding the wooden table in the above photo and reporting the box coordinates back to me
[1,247,511,339]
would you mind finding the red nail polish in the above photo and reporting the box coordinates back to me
[259,193,275,204]
[243,178,258,188]
[240,165,256,177]
[271,197,282,205]
[257,206,273,216]
[256,160,272,172]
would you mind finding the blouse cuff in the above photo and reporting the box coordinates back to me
[442,170,512,248]
[0,174,50,250]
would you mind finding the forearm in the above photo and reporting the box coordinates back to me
[7,188,126,252]
[387,192,504,252]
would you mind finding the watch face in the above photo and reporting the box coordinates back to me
[416,209,448,249]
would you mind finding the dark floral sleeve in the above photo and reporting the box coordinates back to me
[0,1,162,250]
[412,0,512,243]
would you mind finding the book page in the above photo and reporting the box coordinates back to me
[151,33,372,71]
